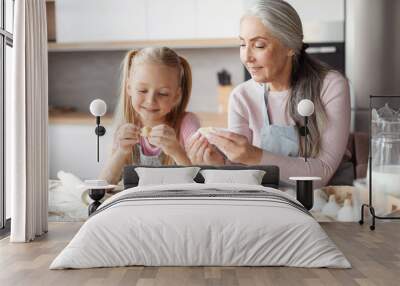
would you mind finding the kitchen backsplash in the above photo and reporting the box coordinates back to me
[48,48,244,114]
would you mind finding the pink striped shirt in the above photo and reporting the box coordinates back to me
[140,112,200,155]
[229,71,351,187]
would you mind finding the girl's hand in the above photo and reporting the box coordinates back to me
[114,123,140,155]
[203,144,225,165]
[207,130,262,165]
[187,132,225,165]
[148,124,182,156]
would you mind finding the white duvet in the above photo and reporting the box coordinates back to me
[50,183,351,269]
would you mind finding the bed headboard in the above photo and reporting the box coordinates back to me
[123,165,280,189]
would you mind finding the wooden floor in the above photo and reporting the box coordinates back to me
[0,222,399,286]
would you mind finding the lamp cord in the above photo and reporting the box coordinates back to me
[97,128,99,162]
[304,117,308,162]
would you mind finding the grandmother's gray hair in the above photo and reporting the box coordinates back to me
[243,0,304,55]
[242,0,335,158]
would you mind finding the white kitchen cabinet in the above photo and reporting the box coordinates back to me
[49,124,114,180]
[54,0,345,44]
[242,0,344,43]
[56,0,147,42]
[287,0,344,43]
[286,0,344,22]
[242,0,344,22]
[54,0,244,44]
[196,0,243,39]
[147,0,196,40]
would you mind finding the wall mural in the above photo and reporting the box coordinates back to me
[48,0,389,224]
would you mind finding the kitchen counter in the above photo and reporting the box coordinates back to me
[49,111,114,125]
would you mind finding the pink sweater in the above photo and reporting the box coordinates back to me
[141,112,200,155]
[228,71,351,187]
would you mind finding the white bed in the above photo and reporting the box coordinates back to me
[50,183,351,269]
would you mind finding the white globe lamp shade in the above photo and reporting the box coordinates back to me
[90,99,107,117]
[297,99,314,117]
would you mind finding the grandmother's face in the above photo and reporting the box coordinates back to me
[240,15,293,83]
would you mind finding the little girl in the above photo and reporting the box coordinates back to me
[100,47,200,184]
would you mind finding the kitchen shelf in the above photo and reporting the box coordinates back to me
[48,38,240,52]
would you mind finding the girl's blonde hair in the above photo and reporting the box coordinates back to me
[113,47,192,165]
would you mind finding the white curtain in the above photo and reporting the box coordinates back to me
[9,0,49,242]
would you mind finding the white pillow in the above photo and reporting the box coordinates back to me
[135,167,201,186]
[200,169,266,185]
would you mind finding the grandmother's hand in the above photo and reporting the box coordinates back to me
[207,130,262,165]
[186,132,225,165]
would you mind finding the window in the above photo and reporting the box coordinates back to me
[0,0,14,233]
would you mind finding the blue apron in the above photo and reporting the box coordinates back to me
[260,85,299,157]
[259,84,354,186]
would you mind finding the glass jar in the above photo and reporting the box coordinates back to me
[371,103,400,198]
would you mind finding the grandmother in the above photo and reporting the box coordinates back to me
[187,0,351,187]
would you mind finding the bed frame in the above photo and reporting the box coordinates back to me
[123,165,280,189]
[88,165,280,215]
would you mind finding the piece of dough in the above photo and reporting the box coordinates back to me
[198,127,216,137]
[140,126,152,137]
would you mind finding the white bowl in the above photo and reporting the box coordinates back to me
[84,179,108,187]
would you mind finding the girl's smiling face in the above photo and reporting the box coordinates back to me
[128,63,181,126]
